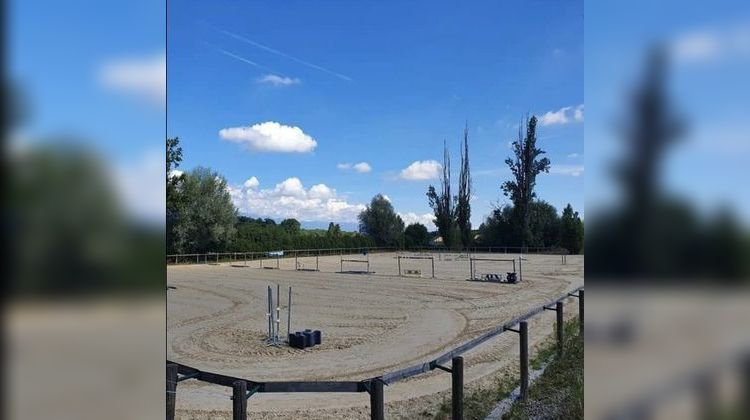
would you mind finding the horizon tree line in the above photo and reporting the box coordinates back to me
[166,120,585,255]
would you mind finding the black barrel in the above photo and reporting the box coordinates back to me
[313,330,322,345]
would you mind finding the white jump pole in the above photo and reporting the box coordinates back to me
[287,286,292,339]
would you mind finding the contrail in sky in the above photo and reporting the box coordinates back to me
[203,41,286,76]
[218,49,267,69]
[218,28,353,82]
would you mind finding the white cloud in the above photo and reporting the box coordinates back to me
[574,104,584,122]
[539,104,584,126]
[309,183,335,199]
[338,162,372,173]
[219,121,317,153]
[243,176,259,189]
[549,164,584,177]
[228,177,366,223]
[274,177,307,198]
[672,23,750,64]
[567,153,581,159]
[99,53,165,105]
[399,160,442,181]
[112,150,165,225]
[399,212,435,230]
[169,169,183,178]
[257,74,301,86]
[352,162,372,173]
[673,32,722,63]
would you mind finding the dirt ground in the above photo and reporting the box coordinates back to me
[167,252,583,419]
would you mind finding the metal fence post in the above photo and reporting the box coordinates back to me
[232,380,247,420]
[579,290,584,337]
[520,321,529,401]
[166,363,177,420]
[452,356,464,420]
[742,353,750,417]
[556,301,564,356]
[697,373,717,420]
[370,379,384,420]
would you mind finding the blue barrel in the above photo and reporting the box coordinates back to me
[302,331,314,347]
[289,333,305,349]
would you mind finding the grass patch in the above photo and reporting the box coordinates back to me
[424,317,582,419]
[504,318,583,419]
[432,371,517,420]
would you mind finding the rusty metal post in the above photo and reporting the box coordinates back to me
[452,357,464,420]
[370,379,384,420]
[579,290,584,337]
[520,321,529,401]
[232,380,247,420]
[166,363,177,420]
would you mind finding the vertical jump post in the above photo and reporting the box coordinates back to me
[267,286,273,341]
[556,301,564,356]
[287,286,292,339]
[276,284,281,342]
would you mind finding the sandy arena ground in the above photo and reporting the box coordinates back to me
[168,252,583,419]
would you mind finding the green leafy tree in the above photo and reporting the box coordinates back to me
[233,217,374,252]
[501,116,550,249]
[327,222,342,238]
[166,137,184,251]
[171,167,237,253]
[528,201,561,248]
[358,194,405,247]
[559,204,584,254]
[456,124,473,248]
[478,201,560,249]
[477,205,515,247]
[427,141,457,248]
[280,218,301,235]
[404,223,431,249]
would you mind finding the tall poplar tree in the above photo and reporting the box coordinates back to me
[501,116,550,248]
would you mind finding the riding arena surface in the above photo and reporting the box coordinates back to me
[167,251,584,419]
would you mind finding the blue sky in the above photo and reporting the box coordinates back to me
[585,1,750,224]
[10,0,166,223]
[169,1,584,230]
